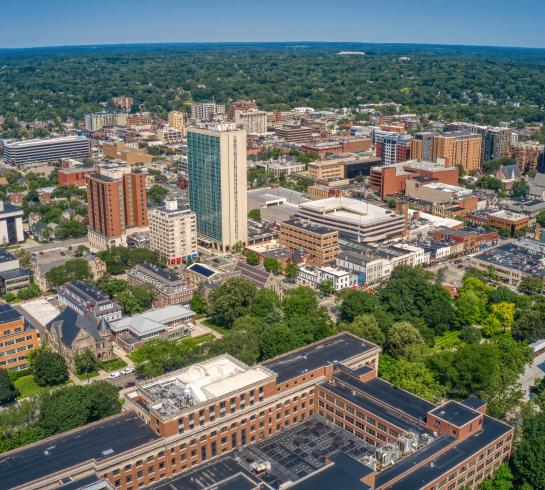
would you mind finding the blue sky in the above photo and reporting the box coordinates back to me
[2,0,545,49]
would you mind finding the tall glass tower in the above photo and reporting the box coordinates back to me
[188,124,247,252]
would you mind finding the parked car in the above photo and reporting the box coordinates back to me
[108,371,121,379]
[121,367,134,375]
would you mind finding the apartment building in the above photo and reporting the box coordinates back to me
[168,111,188,131]
[2,333,514,490]
[445,123,512,163]
[127,263,194,307]
[148,199,198,266]
[234,109,268,135]
[373,131,412,165]
[279,218,340,265]
[188,124,248,252]
[111,96,133,112]
[410,132,435,161]
[2,136,91,164]
[512,141,544,172]
[369,160,459,200]
[227,100,257,120]
[190,102,225,122]
[0,201,25,244]
[297,264,352,290]
[0,303,39,371]
[87,169,148,250]
[57,166,97,186]
[85,112,128,131]
[432,132,482,173]
[157,127,184,145]
[307,154,358,180]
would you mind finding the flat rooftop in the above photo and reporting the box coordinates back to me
[262,333,378,383]
[0,413,159,489]
[283,218,337,236]
[109,304,194,336]
[4,136,88,148]
[473,242,545,275]
[141,355,274,418]
[0,247,17,263]
[430,400,481,428]
[0,303,22,324]
[248,186,310,208]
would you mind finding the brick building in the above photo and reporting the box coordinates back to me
[57,167,98,186]
[467,209,529,237]
[0,303,39,371]
[2,333,515,490]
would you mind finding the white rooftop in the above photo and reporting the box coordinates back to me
[18,298,61,327]
[5,136,88,148]
[110,304,194,336]
[408,209,463,229]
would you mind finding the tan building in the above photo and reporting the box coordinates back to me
[188,124,248,252]
[432,131,483,173]
[168,110,188,131]
[307,155,358,180]
[0,304,39,371]
[102,141,153,164]
[512,141,544,172]
[227,100,257,120]
[280,218,340,265]
[274,125,313,143]
[148,199,198,267]
[234,109,268,135]
[157,127,184,144]
[111,96,133,111]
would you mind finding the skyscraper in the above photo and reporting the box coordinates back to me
[188,124,247,251]
[86,169,148,250]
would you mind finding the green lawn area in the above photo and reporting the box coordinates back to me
[14,375,56,399]
[181,333,214,348]
[433,330,462,351]
[203,319,229,336]
[76,371,99,381]
[101,357,128,373]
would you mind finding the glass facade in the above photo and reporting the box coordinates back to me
[188,132,223,242]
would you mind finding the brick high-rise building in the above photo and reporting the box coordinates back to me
[512,141,545,173]
[373,131,412,165]
[227,100,257,120]
[86,169,148,250]
[432,131,482,173]
[0,303,39,371]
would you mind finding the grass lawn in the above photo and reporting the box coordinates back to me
[203,319,229,336]
[181,333,214,348]
[14,375,57,398]
[433,330,462,351]
[101,357,128,373]
[76,371,99,381]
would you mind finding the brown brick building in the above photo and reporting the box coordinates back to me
[58,167,98,186]
[432,132,482,173]
[280,219,340,265]
[0,303,39,371]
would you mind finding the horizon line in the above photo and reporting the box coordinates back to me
[1,40,545,51]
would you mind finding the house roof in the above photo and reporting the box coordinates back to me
[46,307,108,347]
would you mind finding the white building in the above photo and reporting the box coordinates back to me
[148,199,198,266]
[191,102,225,122]
[0,202,24,244]
[297,264,352,291]
[157,126,184,145]
[235,110,268,135]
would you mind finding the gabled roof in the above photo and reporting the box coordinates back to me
[46,307,105,347]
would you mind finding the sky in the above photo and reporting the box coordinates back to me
[2,0,545,49]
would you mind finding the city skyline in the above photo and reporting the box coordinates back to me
[2,0,545,49]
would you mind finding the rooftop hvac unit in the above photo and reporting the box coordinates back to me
[361,456,377,471]
[250,460,272,476]
[376,444,398,467]
[398,432,419,456]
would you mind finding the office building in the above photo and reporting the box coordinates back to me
[190,102,225,122]
[156,126,184,145]
[188,124,248,251]
[255,158,306,177]
[111,96,133,111]
[369,160,459,200]
[467,208,529,237]
[0,304,39,371]
[404,181,477,212]
[308,154,358,180]
[297,264,353,290]
[280,218,340,265]
[148,198,198,266]
[109,304,195,352]
[0,249,31,295]
[127,263,194,307]
[86,169,148,250]
[296,197,406,242]
[3,136,91,164]
[274,124,313,143]
[57,280,122,322]
[469,239,545,288]
[431,131,482,173]
[433,227,499,254]
[234,109,268,135]
[167,111,188,131]
[1,332,514,490]
[102,141,153,164]
[127,113,153,129]
[0,201,24,244]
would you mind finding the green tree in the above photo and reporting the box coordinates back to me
[459,325,482,344]
[536,209,545,228]
[127,248,163,267]
[512,180,530,198]
[284,263,299,282]
[519,276,543,295]
[341,314,385,346]
[513,408,545,489]
[190,284,208,315]
[339,289,380,322]
[250,289,281,319]
[319,279,334,296]
[455,290,488,326]
[248,209,261,220]
[512,309,545,343]
[379,355,445,402]
[207,278,257,328]
[479,463,513,490]
[245,250,260,266]
[385,321,426,361]
[263,257,281,274]
[148,184,168,205]
[86,382,122,420]
[38,386,91,436]
[261,324,299,359]
[210,317,262,365]
[32,350,68,387]
[45,259,92,288]
[74,348,99,376]
[16,283,41,301]
[0,368,18,405]
[482,302,515,337]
